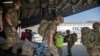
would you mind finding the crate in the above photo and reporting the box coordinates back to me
[22,45,34,56]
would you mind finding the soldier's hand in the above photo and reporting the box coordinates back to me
[67,38,70,41]
[11,27,17,32]
[0,25,3,32]
[18,20,21,24]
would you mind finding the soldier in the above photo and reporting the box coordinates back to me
[81,22,100,56]
[0,6,3,32]
[81,27,94,56]
[55,32,64,56]
[65,30,72,56]
[44,15,64,56]
[92,22,100,56]
[65,30,77,56]
[2,0,21,55]
[81,27,90,46]
[0,6,4,54]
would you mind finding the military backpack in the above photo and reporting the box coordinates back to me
[38,19,51,38]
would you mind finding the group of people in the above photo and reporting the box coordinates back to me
[44,21,100,56]
[0,0,100,56]
[54,30,77,56]
[0,0,64,56]
[38,18,78,56]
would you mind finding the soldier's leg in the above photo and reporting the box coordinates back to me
[57,47,64,56]
[2,36,14,50]
[44,40,51,56]
[98,48,100,56]
[2,29,14,50]
[3,32,19,54]
[97,48,100,56]
[12,44,18,54]
[67,43,73,56]
[11,32,19,54]
[44,40,59,56]
[87,47,94,56]
[57,48,60,56]
[67,44,70,55]
[92,48,100,56]
[49,44,59,56]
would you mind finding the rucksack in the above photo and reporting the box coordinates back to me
[55,34,64,47]
[71,33,77,42]
[38,19,51,37]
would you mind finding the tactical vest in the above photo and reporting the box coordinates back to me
[55,34,64,47]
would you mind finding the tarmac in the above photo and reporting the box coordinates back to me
[62,44,89,56]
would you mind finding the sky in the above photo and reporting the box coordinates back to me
[64,6,100,22]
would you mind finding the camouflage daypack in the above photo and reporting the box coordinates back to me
[81,27,90,46]
[71,33,77,42]
[38,19,51,37]
[81,27,96,47]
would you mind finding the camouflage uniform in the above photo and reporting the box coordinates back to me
[81,27,95,56]
[0,7,4,54]
[92,22,100,56]
[0,7,3,32]
[91,29,100,56]
[44,21,59,56]
[3,8,19,53]
[81,27,90,46]
[81,22,100,56]
[65,34,72,56]
[66,32,77,56]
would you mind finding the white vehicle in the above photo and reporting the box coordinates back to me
[32,32,43,43]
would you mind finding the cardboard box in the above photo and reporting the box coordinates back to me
[22,45,34,56]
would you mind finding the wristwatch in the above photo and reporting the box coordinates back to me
[9,25,14,27]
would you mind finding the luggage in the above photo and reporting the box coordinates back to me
[38,19,51,37]
[22,45,34,56]
[21,32,32,41]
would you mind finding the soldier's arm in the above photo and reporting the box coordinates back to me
[0,10,3,32]
[5,15,13,27]
[5,9,14,27]
[0,14,2,25]
[49,24,56,47]
[5,11,16,32]
[50,31,54,47]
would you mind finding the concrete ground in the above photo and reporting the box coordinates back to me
[62,44,89,56]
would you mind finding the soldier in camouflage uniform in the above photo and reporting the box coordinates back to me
[0,6,4,54]
[92,22,100,56]
[65,30,77,56]
[44,15,64,56]
[81,27,90,46]
[81,22,100,56]
[0,6,3,32]
[65,30,72,56]
[81,27,94,56]
[2,0,21,55]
